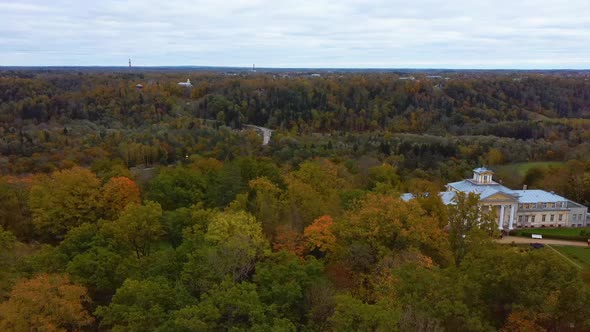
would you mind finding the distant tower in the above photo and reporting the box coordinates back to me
[129,58,132,68]
[252,64,256,72]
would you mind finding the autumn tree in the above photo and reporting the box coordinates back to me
[29,167,102,242]
[304,215,336,255]
[282,160,345,231]
[100,176,141,220]
[336,193,452,269]
[272,226,306,257]
[406,178,448,228]
[0,274,94,332]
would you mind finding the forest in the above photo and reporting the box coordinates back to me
[1,69,590,331]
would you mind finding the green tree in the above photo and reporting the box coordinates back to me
[367,163,400,193]
[111,201,164,259]
[95,278,191,332]
[181,211,268,295]
[171,279,295,332]
[147,167,206,210]
[0,177,32,240]
[247,177,284,237]
[253,251,324,325]
[66,247,127,302]
[329,294,399,332]
[447,192,496,266]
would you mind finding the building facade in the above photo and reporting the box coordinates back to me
[403,167,588,230]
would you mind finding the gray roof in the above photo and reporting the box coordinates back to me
[400,193,415,202]
[447,180,514,199]
[400,191,457,205]
[440,191,457,205]
[473,167,493,174]
[447,180,574,204]
[511,190,568,203]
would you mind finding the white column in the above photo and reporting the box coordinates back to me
[508,204,516,230]
[499,205,505,230]
[477,205,482,223]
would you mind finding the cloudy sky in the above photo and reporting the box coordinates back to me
[1,0,589,68]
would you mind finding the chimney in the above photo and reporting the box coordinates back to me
[523,184,528,190]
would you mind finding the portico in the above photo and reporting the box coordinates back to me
[481,202,517,230]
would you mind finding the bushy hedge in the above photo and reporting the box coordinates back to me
[509,230,588,242]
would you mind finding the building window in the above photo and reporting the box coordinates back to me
[483,175,488,182]
[558,214,563,221]
[531,215,535,223]
[542,215,546,222]
[550,214,555,222]
[573,214,577,221]
[518,216,523,223]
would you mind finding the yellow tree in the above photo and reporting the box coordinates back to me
[0,274,94,332]
[247,177,283,237]
[336,194,452,268]
[29,167,101,242]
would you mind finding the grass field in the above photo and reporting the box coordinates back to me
[549,245,590,285]
[550,245,590,270]
[517,227,590,237]
[496,161,564,177]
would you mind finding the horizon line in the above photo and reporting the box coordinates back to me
[1,65,590,71]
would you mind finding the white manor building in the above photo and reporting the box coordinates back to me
[403,167,588,230]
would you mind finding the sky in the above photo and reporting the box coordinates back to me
[0,0,589,69]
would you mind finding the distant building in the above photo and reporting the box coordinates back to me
[310,73,321,77]
[402,167,588,230]
[136,84,143,89]
[178,79,193,88]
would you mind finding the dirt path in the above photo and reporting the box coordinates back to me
[496,236,588,247]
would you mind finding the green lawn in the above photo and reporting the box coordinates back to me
[496,161,564,177]
[517,227,590,237]
[551,245,590,269]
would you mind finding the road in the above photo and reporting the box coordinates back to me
[243,124,273,145]
[496,236,588,247]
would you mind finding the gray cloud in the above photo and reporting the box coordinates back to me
[0,0,589,68]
